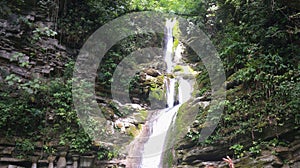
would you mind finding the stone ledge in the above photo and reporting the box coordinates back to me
[0,157,25,162]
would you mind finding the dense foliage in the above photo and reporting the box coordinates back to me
[0,0,299,162]
[185,0,300,158]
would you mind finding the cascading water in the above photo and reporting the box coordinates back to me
[124,17,195,168]
[125,18,196,168]
[138,19,194,168]
[164,19,176,74]
[164,19,176,109]
[139,19,177,168]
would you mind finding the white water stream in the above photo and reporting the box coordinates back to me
[139,19,194,168]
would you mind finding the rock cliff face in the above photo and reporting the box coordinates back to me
[171,125,300,167]
[162,49,300,167]
[163,84,300,167]
[0,3,165,167]
[0,2,94,168]
[0,7,71,82]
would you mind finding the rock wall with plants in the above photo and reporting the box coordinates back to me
[0,0,299,167]
[0,0,171,167]
[0,1,139,167]
[163,0,300,167]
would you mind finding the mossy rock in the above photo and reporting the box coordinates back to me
[126,125,140,137]
[173,65,184,72]
[139,109,148,121]
[99,106,115,120]
[149,87,166,109]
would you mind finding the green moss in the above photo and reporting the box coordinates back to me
[173,21,181,39]
[173,65,184,72]
[172,21,181,52]
[138,124,142,130]
[149,86,165,101]
[175,81,179,99]
[162,147,174,168]
[139,109,148,120]
[173,38,179,51]
[174,99,200,141]
[127,125,139,137]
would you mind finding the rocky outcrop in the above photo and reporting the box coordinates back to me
[129,68,166,109]
[0,6,165,166]
[0,11,71,82]
[172,123,300,167]
[0,3,106,168]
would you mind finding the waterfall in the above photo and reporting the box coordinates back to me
[138,19,176,168]
[133,19,194,168]
[164,19,176,109]
[164,19,176,74]
[124,18,195,168]
[165,78,175,108]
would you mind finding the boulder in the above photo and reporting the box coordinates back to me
[181,145,230,164]
[144,68,161,77]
